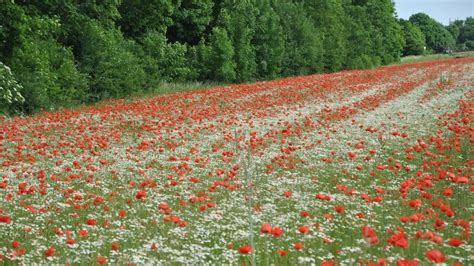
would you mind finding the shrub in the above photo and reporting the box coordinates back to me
[465,40,474,50]
[142,31,192,82]
[10,15,87,113]
[78,21,145,101]
[207,27,236,83]
[0,62,24,114]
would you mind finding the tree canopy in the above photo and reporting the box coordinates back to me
[409,13,455,53]
[448,17,474,50]
[399,19,426,56]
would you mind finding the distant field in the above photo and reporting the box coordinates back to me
[0,58,473,265]
[400,51,474,64]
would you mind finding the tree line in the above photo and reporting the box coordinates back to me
[404,14,474,56]
[0,0,473,115]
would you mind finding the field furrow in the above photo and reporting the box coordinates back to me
[1,58,473,265]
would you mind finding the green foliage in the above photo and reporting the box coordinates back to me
[220,0,257,82]
[274,1,324,76]
[399,19,426,56]
[14,1,122,45]
[410,13,455,53]
[0,2,24,61]
[253,0,285,79]
[458,17,474,45]
[142,31,192,82]
[207,27,236,82]
[10,14,87,113]
[365,0,404,64]
[0,62,24,114]
[446,23,460,42]
[343,4,375,69]
[187,39,211,80]
[167,0,214,45]
[119,0,175,39]
[304,0,347,72]
[446,17,474,51]
[69,0,122,26]
[466,40,474,50]
[78,22,145,101]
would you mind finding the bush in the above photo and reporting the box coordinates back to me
[0,62,24,114]
[465,40,474,50]
[9,15,87,113]
[400,20,425,56]
[410,13,455,53]
[275,1,324,76]
[78,22,145,101]
[207,27,236,82]
[187,39,213,81]
[142,31,192,82]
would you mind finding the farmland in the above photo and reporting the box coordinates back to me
[0,58,473,265]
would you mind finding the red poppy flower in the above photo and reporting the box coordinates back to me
[238,245,252,254]
[158,203,169,211]
[44,247,55,257]
[434,219,444,230]
[271,227,283,238]
[93,196,103,205]
[361,226,379,245]
[447,238,462,247]
[260,223,272,234]
[294,242,303,250]
[78,229,88,237]
[277,249,287,256]
[118,210,126,218]
[321,261,335,266]
[348,151,356,159]
[17,247,26,255]
[300,211,310,218]
[96,256,106,264]
[389,234,408,249]
[324,213,332,220]
[442,187,453,197]
[135,190,146,200]
[111,242,119,250]
[0,216,11,224]
[334,205,345,213]
[298,226,309,234]
[425,249,445,263]
[316,193,331,201]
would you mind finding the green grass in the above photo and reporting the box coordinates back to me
[144,81,221,96]
[400,51,474,64]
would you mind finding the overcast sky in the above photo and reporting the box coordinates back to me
[393,0,474,25]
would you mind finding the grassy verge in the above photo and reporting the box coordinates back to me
[400,51,474,64]
[145,81,221,96]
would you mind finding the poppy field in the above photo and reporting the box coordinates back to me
[1,58,473,265]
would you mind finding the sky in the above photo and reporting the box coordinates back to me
[393,0,474,25]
